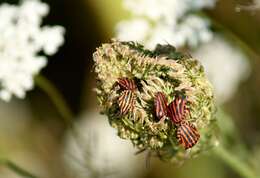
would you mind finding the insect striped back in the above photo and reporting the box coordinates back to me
[177,121,200,149]
[118,90,136,115]
[154,92,168,119]
[167,97,188,124]
[118,78,136,91]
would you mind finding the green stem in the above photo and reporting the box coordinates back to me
[34,75,74,127]
[0,158,39,178]
[213,145,257,178]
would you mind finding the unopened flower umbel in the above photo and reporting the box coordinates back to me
[93,40,217,163]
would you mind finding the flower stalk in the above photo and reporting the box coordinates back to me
[0,158,39,178]
[213,145,257,178]
[34,75,74,127]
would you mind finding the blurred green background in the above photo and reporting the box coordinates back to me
[0,0,260,178]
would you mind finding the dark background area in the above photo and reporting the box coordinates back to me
[39,0,103,113]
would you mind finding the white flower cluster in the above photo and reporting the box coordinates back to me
[116,0,217,49]
[0,0,65,101]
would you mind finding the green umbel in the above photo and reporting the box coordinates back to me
[93,39,217,163]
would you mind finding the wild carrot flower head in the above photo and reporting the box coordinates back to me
[93,40,217,163]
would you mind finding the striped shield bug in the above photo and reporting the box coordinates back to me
[177,121,200,149]
[167,96,189,124]
[154,92,168,120]
[116,77,137,115]
[118,90,136,115]
[117,78,137,91]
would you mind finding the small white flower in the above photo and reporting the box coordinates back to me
[0,0,65,101]
[116,18,150,42]
[123,0,192,26]
[145,23,176,49]
[117,0,216,49]
[123,0,217,25]
[193,35,251,104]
[40,26,65,55]
[131,15,213,49]
[176,15,213,47]
[123,0,186,25]
[19,0,49,25]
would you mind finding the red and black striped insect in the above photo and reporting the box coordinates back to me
[153,93,200,149]
[117,78,137,91]
[177,121,200,149]
[117,78,137,115]
[118,90,136,115]
[154,92,168,120]
[167,96,189,124]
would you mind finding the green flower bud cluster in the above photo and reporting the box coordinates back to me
[93,39,217,163]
